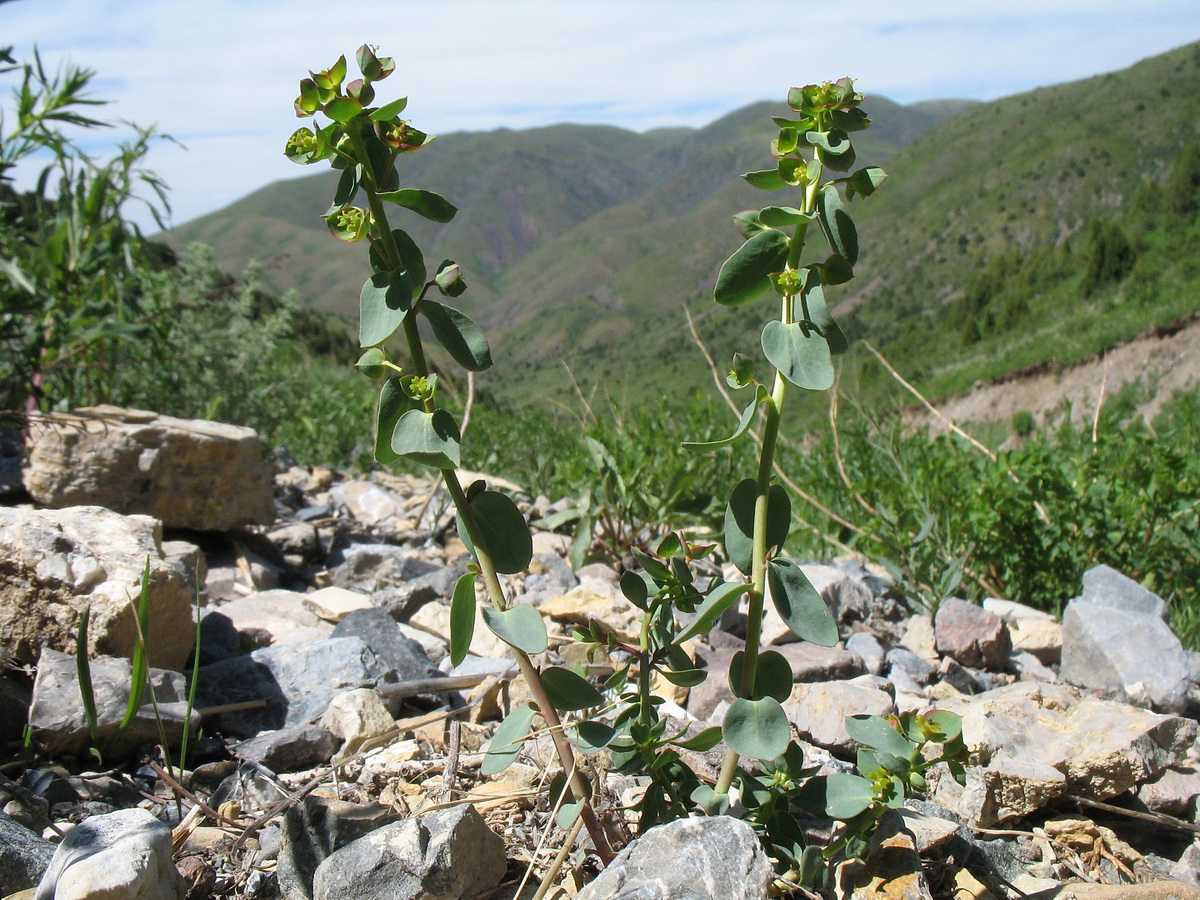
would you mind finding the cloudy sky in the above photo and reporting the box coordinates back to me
[4,0,1199,230]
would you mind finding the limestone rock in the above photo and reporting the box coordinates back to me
[1060,594,1190,713]
[234,724,339,773]
[318,689,395,756]
[957,757,1069,826]
[900,615,938,663]
[311,804,506,900]
[775,642,866,682]
[0,507,194,669]
[836,811,934,900]
[33,807,185,900]
[935,682,1196,814]
[28,649,200,758]
[212,589,334,648]
[784,675,896,753]
[575,815,772,900]
[23,406,272,532]
[331,608,440,682]
[302,586,373,623]
[538,581,641,643]
[934,598,1011,670]
[983,598,1062,665]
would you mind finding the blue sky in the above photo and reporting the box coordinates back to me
[4,0,1199,229]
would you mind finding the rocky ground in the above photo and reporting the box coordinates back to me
[2,406,1200,900]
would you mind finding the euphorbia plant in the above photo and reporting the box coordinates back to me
[284,46,613,861]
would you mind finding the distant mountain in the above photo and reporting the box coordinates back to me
[166,42,1200,407]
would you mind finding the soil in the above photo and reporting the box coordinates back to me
[915,313,1200,434]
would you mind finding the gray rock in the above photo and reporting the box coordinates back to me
[1060,596,1190,712]
[23,406,273,532]
[687,639,742,722]
[28,648,200,758]
[329,543,437,588]
[1081,563,1169,622]
[0,506,195,669]
[886,647,937,693]
[0,810,55,895]
[277,797,400,900]
[196,610,241,665]
[934,598,1011,670]
[331,608,439,681]
[774,642,866,682]
[234,725,339,774]
[575,815,771,900]
[33,807,185,900]
[846,632,888,676]
[194,636,397,737]
[312,804,506,900]
[0,674,31,751]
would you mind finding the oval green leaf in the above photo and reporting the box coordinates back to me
[481,604,547,654]
[420,300,493,372]
[541,666,604,711]
[391,408,461,469]
[672,726,723,752]
[374,379,410,465]
[728,649,793,702]
[657,667,708,687]
[759,206,814,228]
[714,228,789,307]
[767,558,838,646]
[674,581,751,645]
[376,188,458,223]
[845,714,913,758]
[359,270,413,348]
[799,271,848,356]
[481,703,537,775]
[824,772,876,819]
[722,697,790,760]
[465,490,532,574]
[449,573,477,666]
[568,721,617,753]
[724,480,791,576]
[762,320,834,391]
[742,168,786,190]
[817,183,858,264]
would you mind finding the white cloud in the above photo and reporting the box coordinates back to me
[2,0,1198,228]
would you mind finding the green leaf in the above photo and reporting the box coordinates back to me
[449,573,477,666]
[75,605,100,749]
[846,166,887,200]
[723,480,790,575]
[692,784,730,816]
[799,269,848,355]
[482,704,537,775]
[671,726,723,752]
[569,721,616,752]
[481,604,547,654]
[329,166,360,212]
[729,649,793,702]
[370,96,409,121]
[759,207,814,228]
[119,558,152,730]
[817,183,858,265]
[359,270,413,348]
[682,384,766,451]
[374,379,410,464]
[620,569,650,610]
[845,715,912,758]
[733,209,766,237]
[390,408,461,469]
[761,320,834,391]
[376,188,457,223]
[742,168,786,190]
[657,667,708,687]
[392,229,427,288]
[818,253,854,285]
[324,96,362,123]
[674,582,751,644]
[923,710,964,743]
[767,558,838,646]
[723,697,790,760]
[461,490,532,574]
[355,347,388,379]
[824,773,877,819]
[714,228,789,307]
[420,300,492,372]
[541,666,604,711]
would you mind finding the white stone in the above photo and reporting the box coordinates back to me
[303,587,374,623]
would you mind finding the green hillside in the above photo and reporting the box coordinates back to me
[166,41,1200,409]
